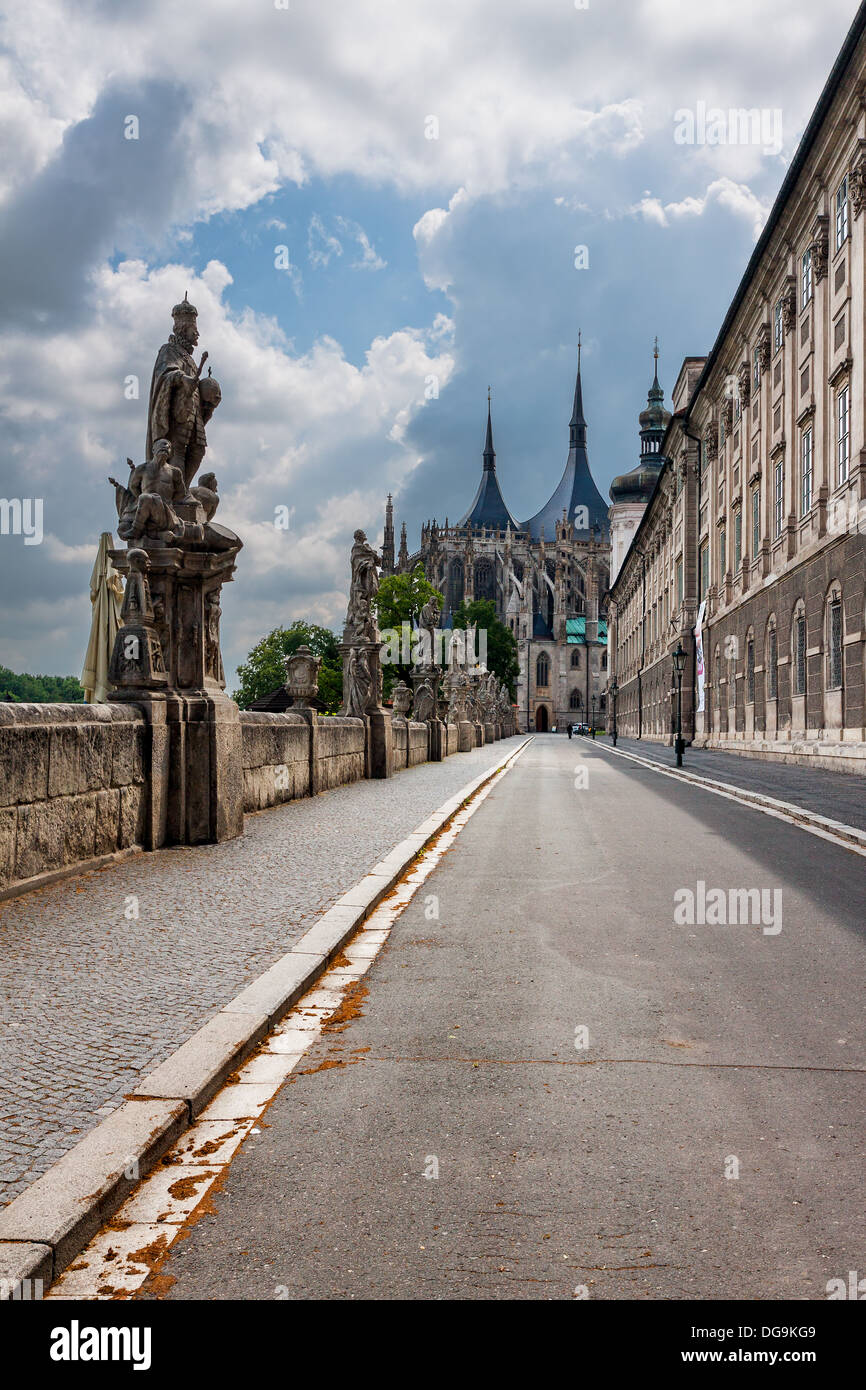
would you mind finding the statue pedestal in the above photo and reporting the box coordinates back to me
[427,718,446,762]
[474,721,484,746]
[457,719,474,753]
[109,535,244,846]
[366,708,394,779]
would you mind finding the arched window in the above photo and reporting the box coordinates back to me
[825,583,843,690]
[474,557,496,602]
[792,600,807,696]
[570,647,581,668]
[569,688,582,710]
[601,650,608,670]
[766,618,778,700]
[536,651,550,687]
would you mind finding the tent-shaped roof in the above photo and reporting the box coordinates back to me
[522,348,609,541]
[458,399,520,532]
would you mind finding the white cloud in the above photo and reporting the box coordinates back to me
[630,177,770,239]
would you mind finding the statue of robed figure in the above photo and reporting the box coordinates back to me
[146,292,221,491]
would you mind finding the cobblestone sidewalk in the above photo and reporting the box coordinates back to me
[0,738,523,1207]
[598,735,866,831]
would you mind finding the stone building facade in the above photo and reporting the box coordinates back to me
[384,354,613,733]
[608,5,866,772]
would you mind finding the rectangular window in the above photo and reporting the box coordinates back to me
[753,348,761,392]
[795,614,807,695]
[719,525,726,577]
[746,638,755,703]
[768,626,778,699]
[801,426,813,515]
[676,557,683,607]
[734,509,742,570]
[774,459,784,537]
[700,542,709,599]
[773,300,783,351]
[751,487,760,558]
[837,385,850,485]
[836,175,849,251]
[829,599,843,690]
[801,247,813,306]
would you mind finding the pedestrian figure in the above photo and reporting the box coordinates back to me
[567,722,573,739]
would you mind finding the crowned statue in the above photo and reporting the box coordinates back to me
[146,292,221,491]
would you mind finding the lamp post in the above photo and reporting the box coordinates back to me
[590,694,596,740]
[673,641,686,767]
[610,679,618,747]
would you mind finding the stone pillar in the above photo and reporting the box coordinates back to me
[109,535,244,847]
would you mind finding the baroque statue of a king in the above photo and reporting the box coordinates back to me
[146,292,222,490]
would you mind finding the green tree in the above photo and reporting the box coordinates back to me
[0,667,84,703]
[452,599,520,699]
[234,622,342,712]
[375,564,443,695]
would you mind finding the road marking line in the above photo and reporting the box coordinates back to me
[47,738,532,1301]
[594,743,866,856]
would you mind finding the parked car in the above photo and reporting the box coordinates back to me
[574,722,590,736]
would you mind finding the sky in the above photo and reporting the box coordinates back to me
[0,0,860,688]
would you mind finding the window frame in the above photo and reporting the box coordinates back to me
[774,458,784,537]
[835,174,849,251]
[801,426,813,516]
[801,247,813,306]
[836,384,850,486]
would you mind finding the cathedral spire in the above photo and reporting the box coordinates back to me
[569,331,587,450]
[381,493,395,574]
[483,386,496,471]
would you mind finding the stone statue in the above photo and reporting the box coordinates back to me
[110,438,186,543]
[204,590,224,686]
[417,594,442,664]
[146,293,221,490]
[191,472,220,522]
[344,644,374,717]
[346,529,382,643]
[412,677,436,723]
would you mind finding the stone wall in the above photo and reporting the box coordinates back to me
[0,703,148,897]
[240,711,311,810]
[0,699,510,897]
[317,717,366,790]
[407,721,428,766]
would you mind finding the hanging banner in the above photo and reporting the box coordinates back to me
[694,599,707,714]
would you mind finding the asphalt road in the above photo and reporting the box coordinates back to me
[150,735,866,1300]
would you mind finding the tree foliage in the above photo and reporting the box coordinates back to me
[234,622,342,712]
[0,667,84,703]
[452,599,520,699]
[375,564,443,694]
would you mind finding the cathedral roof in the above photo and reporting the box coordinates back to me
[458,398,520,532]
[521,346,609,541]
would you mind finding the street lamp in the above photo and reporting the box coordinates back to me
[590,693,597,740]
[609,679,619,747]
[673,641,687,767]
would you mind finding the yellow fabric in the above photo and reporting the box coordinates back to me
[81,533,123,703]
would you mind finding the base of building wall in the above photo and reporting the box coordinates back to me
[698,735,866,775]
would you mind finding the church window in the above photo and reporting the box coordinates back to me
[570,648,581,668]
[569,689,582,710]
[536,652,550,688]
